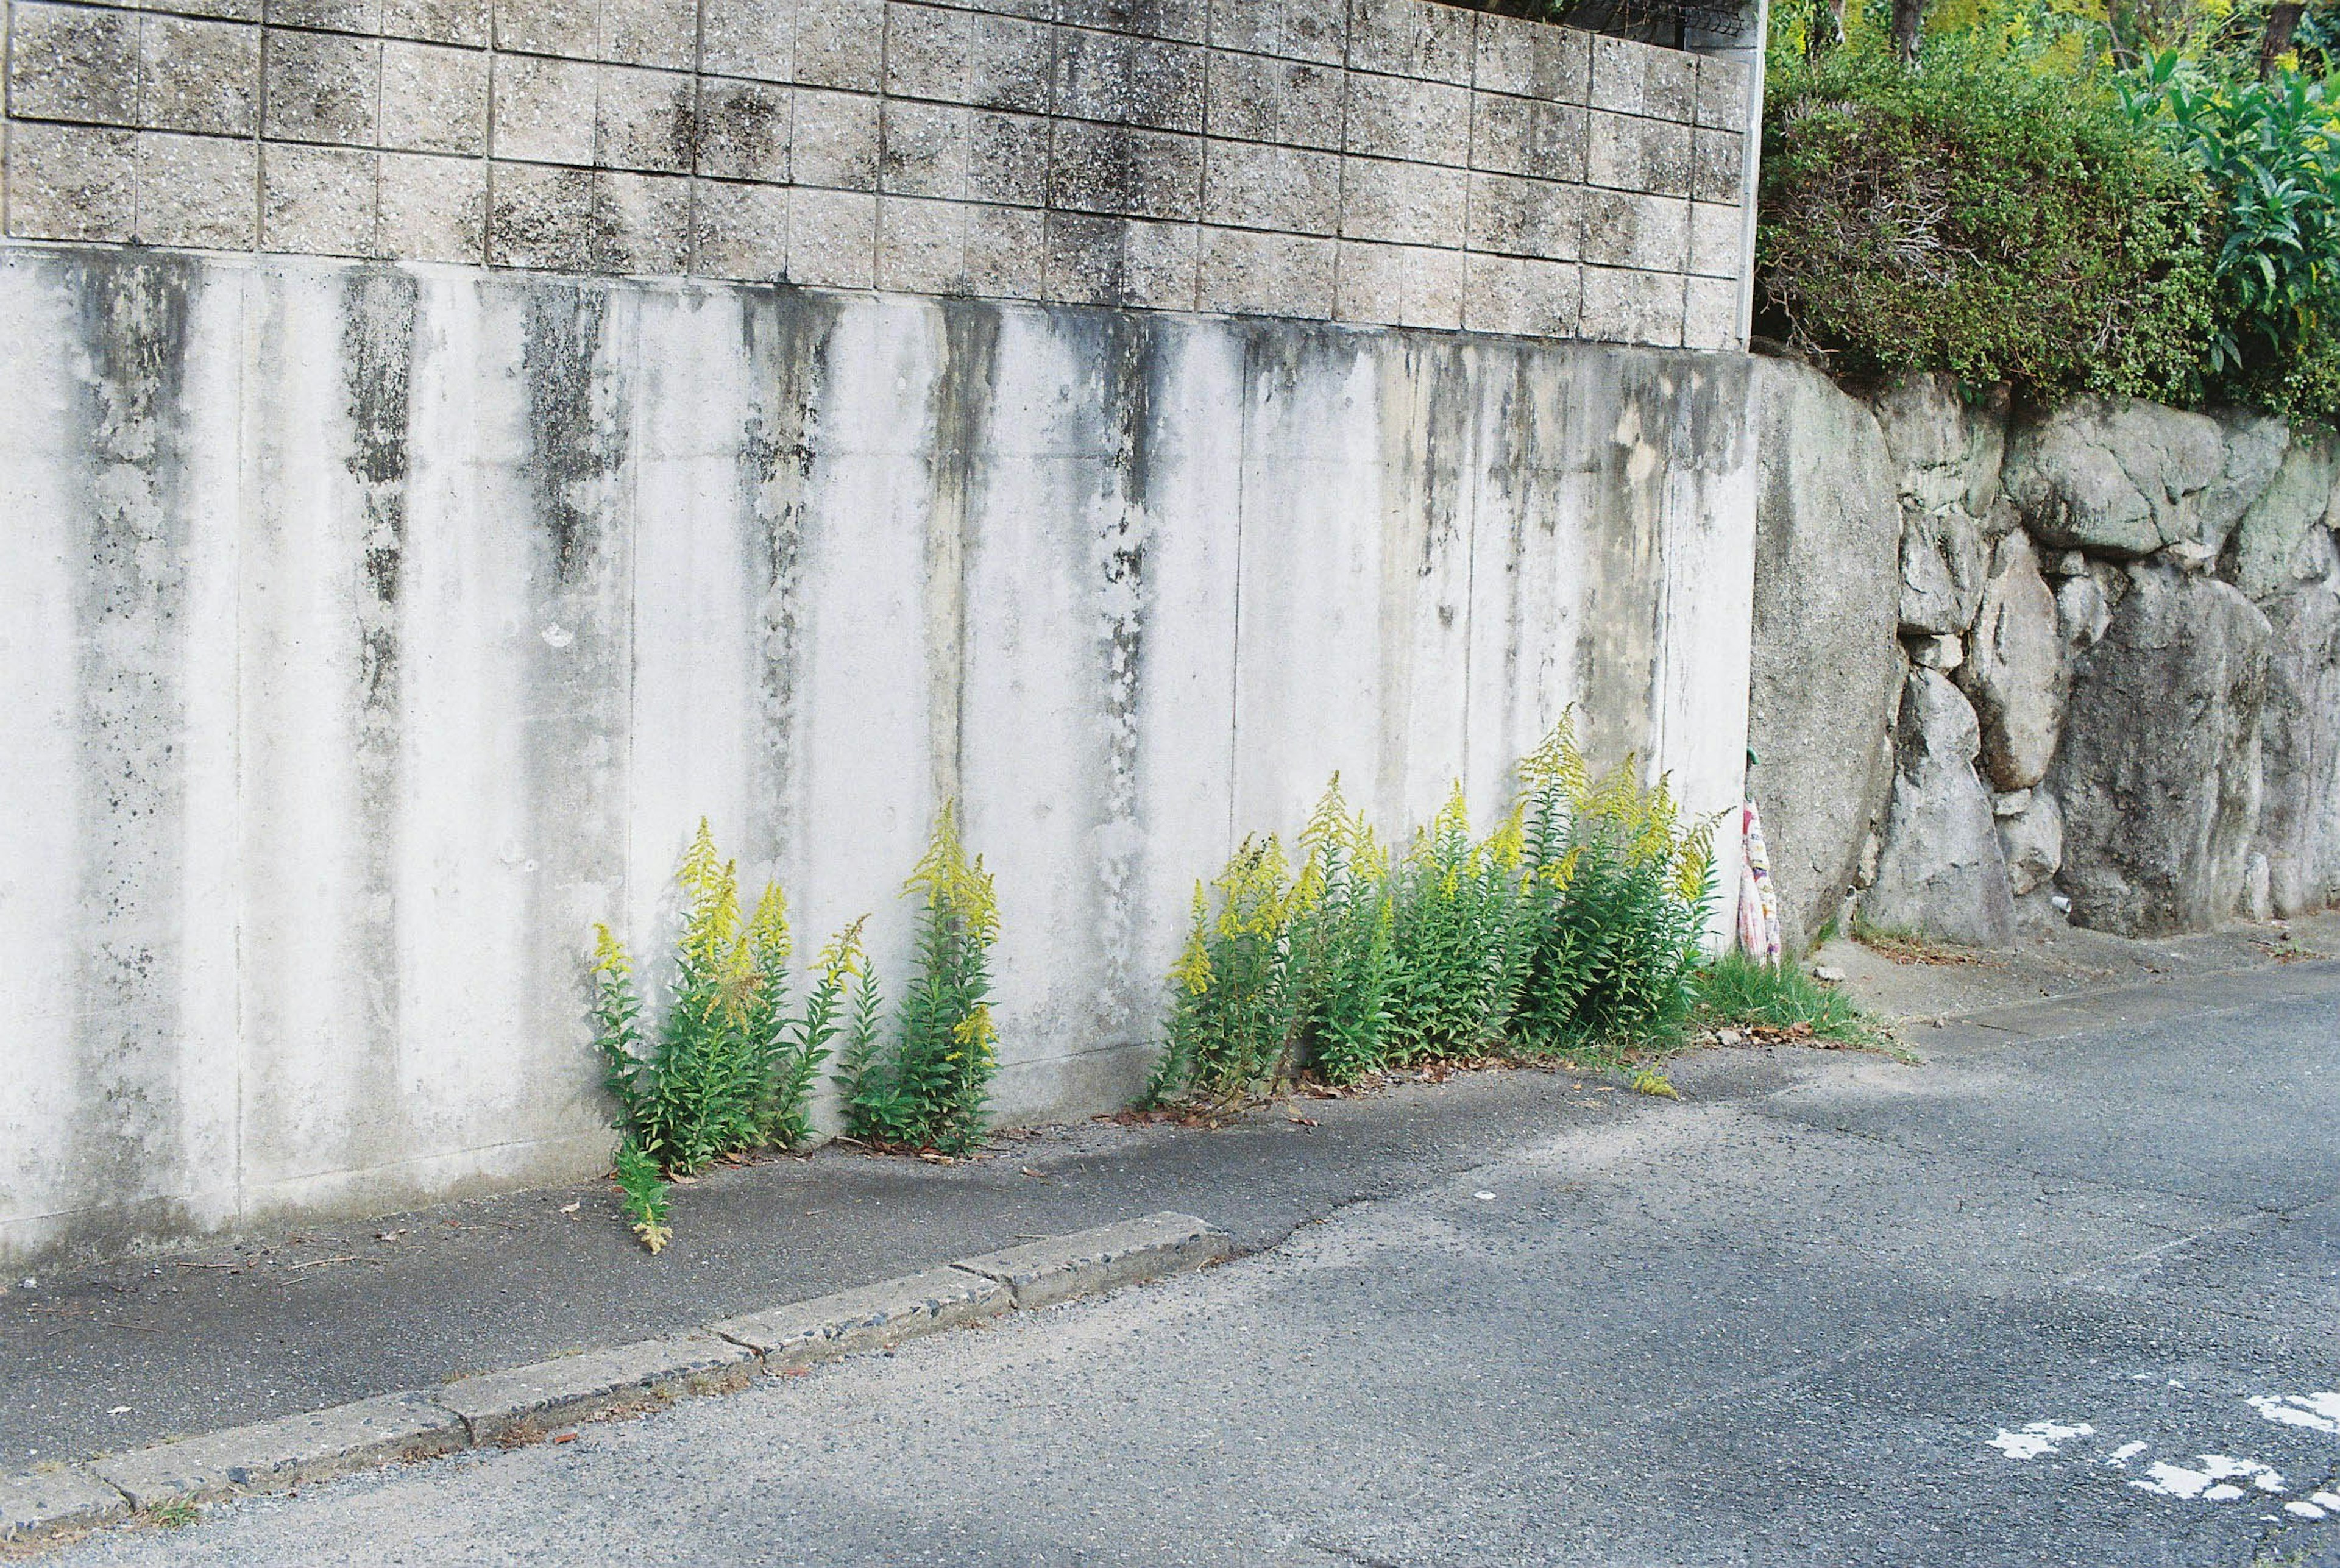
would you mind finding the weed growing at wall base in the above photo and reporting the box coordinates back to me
[1143,717,1720,1105]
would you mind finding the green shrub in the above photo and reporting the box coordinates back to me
[1144,840,1307,1106]
[589,820,862,1249]
[838,804,1000,1154]
[1382,786,1536,1066]
[1285,779,1399,1086]
[2124,52,2340,424]
[1758,38,2219,402]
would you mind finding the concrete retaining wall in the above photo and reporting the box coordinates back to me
[0,244,1759,1269]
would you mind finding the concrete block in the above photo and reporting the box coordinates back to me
[968,110,1052,205]
[1474,12,1587,101]
[788,186,876,286]
[1203,51,1343,152]
[1057,29,1205,133]
[795,0,884,92]
[1060,0,1205,43]
[377,149,488,261]
[1048,122,1203,221]
[1580,187,1686,271]
[1463,250,1580,338]
[262,30,380,145]
[600,0,698,70]
[1202,140,1338,235]
[438,1335,756,1445]
[691,178,791,278]
[150,0,261,20]
[965,201,1046,296]
[262,143,378,257]
[1466,171,1580,261]
[9,2,141,126]
[954,1213,1228,1308]
[967,12,1055,112]
[695,77,791,183]
[0,1467,129,1541]
[1334,236,1462,327]
[494,0,594,55]
[876,193,968,291]
[596,65,697,174]
[709,1266,1011,1365]
[271,0,377,28]
[380,41,489,156]
[791,88,882,190]
[491,54,595,165]
[383,0,491,46]
[1209,0,1344,65]
[1123,215,1200,307]
[1688,199,1740,278]
[1683,272,1740,350]
[597,171,692,273]
[881,100,971,199]
[1199,225,1335,318]
[1695,54,1750,130]
[1346,0,1473,85]
[2,122,135,241]
[701,0,795,82]
[1338,155,1463,248]
[1579,263,1682,347]
[1589,35,1695,122]
[91,1393,463,1508]
[1342,71,1468,165]
[1692,127,1744,205]
[1469,93,1586,181]
[1044,211,1126,302]
[885,1,970,101]
[135,132,258,249]
[488,160,597,269]
[140,16,260,138]
[1587,110,1689,197]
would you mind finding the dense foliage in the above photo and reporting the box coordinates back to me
[1143,718,1717,1108]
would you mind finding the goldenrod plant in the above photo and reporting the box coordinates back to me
[839,803,1000,1154]
[1143,837,1306,1105]
[1285,778,1398,1086]
[1383,784,1536,1066]
[589,820,860,1250]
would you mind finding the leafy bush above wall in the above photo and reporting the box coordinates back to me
[1757,39,2221,403]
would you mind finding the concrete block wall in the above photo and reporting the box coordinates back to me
[0,0,1753,347]
[0,247,1759,1268]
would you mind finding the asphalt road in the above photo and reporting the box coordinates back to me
[44,962,2340,1567]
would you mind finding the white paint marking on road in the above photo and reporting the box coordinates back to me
[1990,1421,2094,1460]
[2103,1441,2149,1468]
[2285,1500,2328,1519]
[2247,1392,2340,1435]
[2127,1455,2286,1500]
[2315,1491,2340,1509]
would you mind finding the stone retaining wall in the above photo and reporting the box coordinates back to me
[0,0,1753,344]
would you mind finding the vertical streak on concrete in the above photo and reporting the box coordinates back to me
[340,267,420,1151]
[1575,352,1668,775]
[924,306,1002,812]
[64,256,196,1243]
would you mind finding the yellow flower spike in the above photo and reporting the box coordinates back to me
[744,880,792,967]
[590,922,633,980]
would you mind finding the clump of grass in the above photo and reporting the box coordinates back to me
[1849,912,1995,967]
[589,819,869,1251]
[1693,951,1910,1059]
[838,803,999,1154]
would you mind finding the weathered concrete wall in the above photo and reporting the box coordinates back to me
[0,0,1756,346]
[0,244,1759,1268]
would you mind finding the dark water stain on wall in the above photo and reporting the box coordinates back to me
[338,266,421,1166]
[737,287,840,870]
[522,286,620,587]
[924,300,1004,808]
[60,254,199,1254]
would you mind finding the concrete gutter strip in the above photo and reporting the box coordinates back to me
[437,1334,761,1447]
[89,1392,466,1509]
[0,1469,129,1541]
[954,1211,1232,1308]
[709,1266,1011,1368]
[0,1211,1227,1547]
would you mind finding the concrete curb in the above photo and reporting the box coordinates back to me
[0,1211,1225,1548]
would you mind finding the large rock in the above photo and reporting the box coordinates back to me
[2051,564,2272,934]
[1748,360,1905,949]
[2255,584,2340,916]
[2196,411,2291,556]
[1958,530,2066,790]
[1861,671,2018,946]
[1998,788,2064,897]
[2004,398,2225,558]
[1898,505,1988,635]
[1868,374,2008,516]
[2224,431,2339,600]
